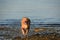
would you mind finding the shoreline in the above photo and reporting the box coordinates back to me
[13,33,60,40]
[0,27,60,40]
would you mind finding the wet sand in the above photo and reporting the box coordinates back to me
[13,33,60,40]
[0,27,60,40]
[13,28,60,40]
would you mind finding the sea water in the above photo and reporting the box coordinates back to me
[0,18,60,40]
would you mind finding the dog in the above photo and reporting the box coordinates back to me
[21,17,31,36]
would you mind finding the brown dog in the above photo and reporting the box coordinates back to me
[21,17,31,36]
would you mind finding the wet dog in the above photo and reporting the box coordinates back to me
[21,17,31,36]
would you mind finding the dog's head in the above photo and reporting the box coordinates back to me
[21,17,31,28]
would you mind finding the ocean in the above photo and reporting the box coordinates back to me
[0,18,60,40]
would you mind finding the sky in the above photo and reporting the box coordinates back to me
[0,0,60,19]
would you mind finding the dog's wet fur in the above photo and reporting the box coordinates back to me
[21,17,31,36]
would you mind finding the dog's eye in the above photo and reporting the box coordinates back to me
[25,21,27,23]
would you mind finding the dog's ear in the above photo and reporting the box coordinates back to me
[27,18,31,24]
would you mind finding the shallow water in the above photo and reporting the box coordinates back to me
[0,19,60,40]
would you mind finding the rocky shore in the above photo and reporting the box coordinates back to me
[13,33,60,40]
[0,27,60,40]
